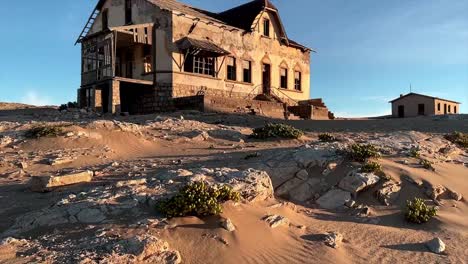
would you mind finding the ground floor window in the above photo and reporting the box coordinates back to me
[226,57,236,81]
[184,54,215,77]
[280,68,288,89]
[448,105,451,113]
[418,104,425,115]
[454,106,457,113]
[294,71,302,91]
[242,60,252,83]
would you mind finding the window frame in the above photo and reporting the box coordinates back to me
[280,67,288,89]
[184,53,216,77]
[294,71,302,91]
[263,18,270,37]
[242,60,252,83]
[226,56,237,81]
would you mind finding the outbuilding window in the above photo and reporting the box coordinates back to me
[418,104,425,115]
[448,105,451,113]
[437,103,441,111]
[454,106,457,113]
[226,57,237,81]
[280,68,288,89]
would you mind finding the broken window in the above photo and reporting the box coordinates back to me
[184,54,215,77]
[242,60,252,83]
[294,71,302,91]
[102,9,108,30]
[263,18,270,37]
[82,42,97,73]
[280,68,288,89]
[418,104,425,115]
[226,57,237,81]
[125,0,132,25]
[143,45,152,74]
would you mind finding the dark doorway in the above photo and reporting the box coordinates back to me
[417,104,425,115]
[398,105,404,118]
[102,85,110,113]
[262,63,271,95]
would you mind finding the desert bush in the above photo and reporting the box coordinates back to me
[361,161,382,173]
[408,147,421,158]
[25,125,64,138]
[58,101,78,111]
[157,182,240,218]
[250,123,303,139]
[348,144,381,162]
[444,132,468,149]
[419,159,435,171]
[405,197,438,224]
[318,133,337,142]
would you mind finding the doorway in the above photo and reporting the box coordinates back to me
[398,105,404,118]
[262,63,271,95]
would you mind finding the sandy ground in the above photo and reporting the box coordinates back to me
[0,104,467,264]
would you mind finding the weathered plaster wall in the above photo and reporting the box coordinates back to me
[434,99,460,115]
[169,10,311,102]
[392,95,435,117]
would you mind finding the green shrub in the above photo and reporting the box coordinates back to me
[408,147,421,158]
[25,125,64,138]
[348,144,381,162]
[58,101,78,111]
[361,161,382,173]
[420,159,435,171]
[250,123,303,139]
[405,197,438,224]
[318,133,337,142]
[445,132,468,149]
[157,182,240,218]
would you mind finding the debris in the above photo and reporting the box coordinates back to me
[28,171,94,192]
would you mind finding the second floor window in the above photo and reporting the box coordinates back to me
[294,71,302,91]
[102,9,108,30]
[125,0,132,24]
[263,18,270,37]
[242,60,252,83]
[226,57,236,81]
[280,68,288,89]
[184,54,215,77]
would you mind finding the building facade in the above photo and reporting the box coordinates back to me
[76,0,333,119]
[390,93,461,118]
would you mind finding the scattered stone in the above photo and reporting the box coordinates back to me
[447,188,463,201]
[324,232,343,248]
[263,215,289,228]
[376,181,401,206]
[296,169,309,180]
[221,218,235,232]
[425,185,446,200]
[426,237,445,254]
[28,171,94,192]
[76,208,106,223]
[345,200,356,208]
[19,161,28,169]
[48,157,74,166]
[316,189,352,210]
[116,178,147,188]
[338,171,380,194]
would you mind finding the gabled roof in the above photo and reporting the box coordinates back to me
[86,0,312,51]
[389,93,461,104]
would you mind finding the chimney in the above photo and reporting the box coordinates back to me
[400,94,404,98]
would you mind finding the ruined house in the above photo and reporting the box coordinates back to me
[390,93,461,118]
[76,0,333,119]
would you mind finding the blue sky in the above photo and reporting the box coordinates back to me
[0,0,467,116]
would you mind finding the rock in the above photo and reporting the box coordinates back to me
[426,237,445,254]
[116,178,147,188]
[324,232,343,248]
[338,171,380,194]
[275,177,305,197]
[225,169,274,202]
[322,162,338,176]
[19,161,28,169]
[316,189,352,210]
[447,188,463,201]
[221,218,235,232]
[48,157,74,166]
[345,200,356,208]
[425,185,446,200]
[288,178,320,202]
[376,181,401,206]
[296,169,309,180]
[76,208,106,223]
[263,215,289,228]
[29,171,94,192]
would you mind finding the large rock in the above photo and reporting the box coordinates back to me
[338,171,380,194]
[425,185,446,200]
[76,208,106,223]
[376,181,401,206]
[29,171,94,192]
[224,169,274,202]
[324,232,343,248]
[316,189,351,209]
[426,237,445,254]
[263,215,289,228]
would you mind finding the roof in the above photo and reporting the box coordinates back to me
[389,93,461,104]
[175,37,230,56]
[90,0,311,52]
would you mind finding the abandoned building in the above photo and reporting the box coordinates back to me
[390,93,461,118]
[76,0,333,120]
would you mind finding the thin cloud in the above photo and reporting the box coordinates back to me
[20,90,52,106]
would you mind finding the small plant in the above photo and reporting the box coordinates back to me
[408,147,421,158]
[445,132,468,149]
[58,101,78,111]
[250,123,304,139]
[419,159,435,171]
[361,161,382,173]
[348,144,381,162]
[405,197,438,224]
[25,125,64,138]
[157,182,240,218]
[318,133,337,142]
